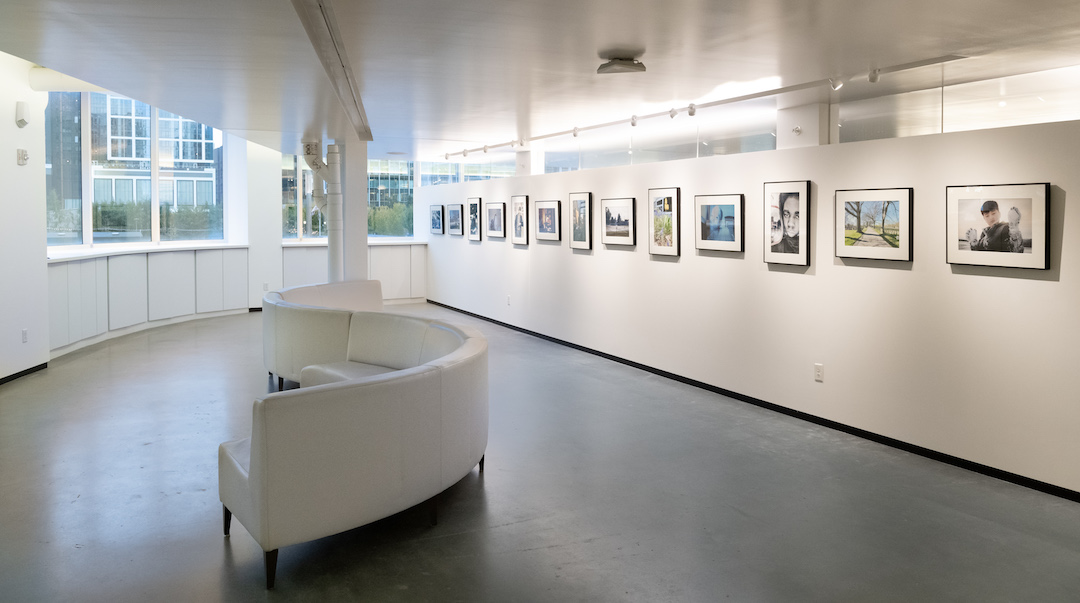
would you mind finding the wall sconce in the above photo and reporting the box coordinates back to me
[792,126,802,136]
[828,78,844,91]
[15,101,28,128]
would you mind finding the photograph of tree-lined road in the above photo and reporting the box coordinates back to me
[845,200,900,248]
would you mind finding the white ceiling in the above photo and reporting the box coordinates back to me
[2,0,1080,159]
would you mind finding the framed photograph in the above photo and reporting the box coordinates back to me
[764,180,811,266]
[695,194,743,252]
[569,192,592,250]
[648,187,680,256]
[835,188,913,261]
[467,197,481,241]
[535,200,561,241]
[485,202,505,238]
[447,204,463,236]
[946,183,1049,269]
[601,198,636,246]
[430,205,444,234]
[510,195,529,245]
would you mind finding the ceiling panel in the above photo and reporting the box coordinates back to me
[1,0,1079,159]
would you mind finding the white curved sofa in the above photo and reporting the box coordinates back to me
[262,280,384,389]
[220,311,488,588]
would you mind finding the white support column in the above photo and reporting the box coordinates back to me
[340,141,369,281]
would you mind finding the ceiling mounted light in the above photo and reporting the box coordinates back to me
[829,78,844,91]
[462,149,468,157]
[444,153,449,160]
[687,103,696,117]
[483,145,489,153]
[630,115,638,127]
[573,127,580,137]
[868,69,880,84]
[597,58,646,74]
[669,108,677,119]
[519,139,526,146]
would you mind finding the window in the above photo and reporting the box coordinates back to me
[281,154,325,240]
[367,160,413,237]
[46,91,225,248]
[45,92,83,246]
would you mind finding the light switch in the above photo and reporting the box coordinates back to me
[17,149,28,166]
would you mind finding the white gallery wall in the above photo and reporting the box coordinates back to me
[0,53,49,379]
[419,119,1080,492]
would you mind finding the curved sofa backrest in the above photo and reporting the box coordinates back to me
[346,311,467,370]
[247,318,488,551]
[271,280,384,312]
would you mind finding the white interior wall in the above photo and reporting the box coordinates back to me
[244,140,283,306]
[420,120,1080,492]
[0,53,49,380]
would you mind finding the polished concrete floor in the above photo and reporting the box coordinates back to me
[3,303,1080,602]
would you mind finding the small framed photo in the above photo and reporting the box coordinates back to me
[569,192,592,250]
[535,200,561,241]
[447,204,463,236]
[835,188,913,261]
[601,198,636,246]
[510,195,529,245]
[648,187,680,256]
[467,197,482,241]
[946,183,1049,269]
[485,202,505,238]
[764,180,811,266]
[695,194,743,252]
[430,205,444,234]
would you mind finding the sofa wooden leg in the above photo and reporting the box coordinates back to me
[223,505,232,537]
[265,549,279,589]
[479,454,485,473]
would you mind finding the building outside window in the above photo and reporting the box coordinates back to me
[45,92,83,246]
[46,91,225,248]
[281,154,325,239]
[368,159,413,237]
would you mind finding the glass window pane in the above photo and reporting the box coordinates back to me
[114,179,134,203]
[196,180,213,206]
[177,180,195,205]
[134,118,148,138]
[160,179,175,206]
[94,179,113,203]
[135,139,148,158]
[282,154,298,239]
[136,179,152,203]
[46,91,83,246]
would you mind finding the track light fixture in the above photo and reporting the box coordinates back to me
[439,56,967,161]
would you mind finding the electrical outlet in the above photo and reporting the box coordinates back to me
[814,363,824,383]
[22,329,28,343]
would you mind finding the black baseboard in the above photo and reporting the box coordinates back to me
[249,307,263,312]
[0,363,48,387]
[428,299,1080,505]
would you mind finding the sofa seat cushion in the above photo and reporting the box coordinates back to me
[300,361,396,387]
